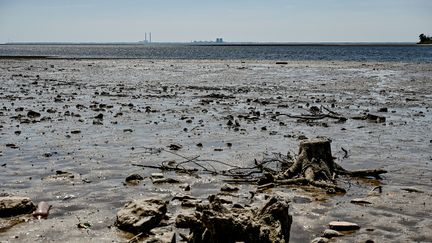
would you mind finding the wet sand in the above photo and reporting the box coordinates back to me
[0,59,431,242]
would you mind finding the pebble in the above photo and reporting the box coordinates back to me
[220,184,239,192]
[350,198,372,205]
[32,201,51,219]
[328,221,360,231]
[322,229,344,238]
[311,237,329,243]
[151,173,164,178]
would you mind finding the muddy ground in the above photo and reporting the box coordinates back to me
[0,59,431,242]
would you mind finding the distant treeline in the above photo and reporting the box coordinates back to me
[418,34,432,44]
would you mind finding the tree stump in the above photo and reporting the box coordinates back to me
[283,138,336,182]
[278,137,387,192]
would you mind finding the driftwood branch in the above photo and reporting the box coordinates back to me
[131,139,386,193]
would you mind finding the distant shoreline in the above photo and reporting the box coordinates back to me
[0,42,421,47]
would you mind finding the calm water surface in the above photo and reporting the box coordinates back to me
[1,44,431,62]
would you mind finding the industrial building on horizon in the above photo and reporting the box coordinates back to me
[140,32,152,43]
[192,37,224,43]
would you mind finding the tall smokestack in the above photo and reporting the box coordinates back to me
[149,32,152,43]
[145,33,147,42]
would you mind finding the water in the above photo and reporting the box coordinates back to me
[1,44,431,62]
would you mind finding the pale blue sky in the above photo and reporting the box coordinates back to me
[0,0,431,43]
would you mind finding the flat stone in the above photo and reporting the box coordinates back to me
[220,184,239,192]
[322,229,344,238]
[311,237,329,243]
[151,173,164,178]
[329,221,360,231]
[43,170,75,181]
[401,187,424,193]
[0,196,36,217]
[350,198,372,205]
[116,198,168,234]
[152,178,180,184]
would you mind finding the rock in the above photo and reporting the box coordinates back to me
[311,237,329,243]
[297,135,308,140]
[365,114,386,123]
[328,221,360,231]
[322,229,344,238]
[401,187,424,193]
[182,195,292,243]
[145,228,176,243]
[77,222,91,229]
[125,174,144,185]
[151,173,164,178]
[43,170,75,181]
[94,113,103,119]
[27,110,41,118]
[175,213,201,228]
[378,107,388,112]
[93,119,103,125]
[6,143,19,149]
[125,174,144,182]
[115,198,168,234]
[350,198,372,205]
[152,178,180,184]
[292,196,312,204]
[167,143,182,151]
[181,199,201,208]
[32,201,51,219]
[220,184,239,192]
[0,196,36,217]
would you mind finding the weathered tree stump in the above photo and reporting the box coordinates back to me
[278,137,387,193]
[283,138,335,182]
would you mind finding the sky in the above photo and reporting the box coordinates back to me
[0,0,431,43]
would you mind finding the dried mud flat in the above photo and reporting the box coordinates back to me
[0,58,431,242]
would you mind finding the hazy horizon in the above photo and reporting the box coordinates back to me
[1,0,431,43]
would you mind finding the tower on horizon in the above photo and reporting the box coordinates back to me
[143,32,152,43]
